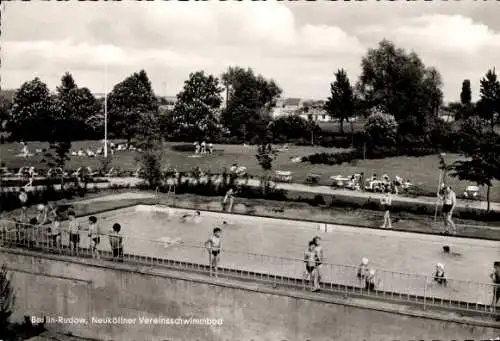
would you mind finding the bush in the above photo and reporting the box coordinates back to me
[364,111,398,147]
[0,185,81,211]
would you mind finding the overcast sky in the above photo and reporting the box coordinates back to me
[2,1,500,102]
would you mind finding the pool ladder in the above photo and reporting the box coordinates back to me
[156,184,176,207]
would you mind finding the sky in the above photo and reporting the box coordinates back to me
[2,1,500,102]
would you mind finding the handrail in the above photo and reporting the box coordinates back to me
[0,218,497,286]
[0,230,497,317]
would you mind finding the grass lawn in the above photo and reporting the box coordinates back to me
[1,140,498,202]
[318,119,365,133]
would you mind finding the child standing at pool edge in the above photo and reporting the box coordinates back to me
[67,211,81,255]
[205,228,222,277]
[109,223,124,262]
[88,216,102,259]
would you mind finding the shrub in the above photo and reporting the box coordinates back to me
[364,111,398,147]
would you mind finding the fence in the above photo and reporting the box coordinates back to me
[0,219,498,318]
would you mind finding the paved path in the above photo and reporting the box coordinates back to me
[2,176,499,213]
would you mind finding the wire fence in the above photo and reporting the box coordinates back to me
[0,219,498,318]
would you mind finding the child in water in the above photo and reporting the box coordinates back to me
[180,211,201,223]
[433,263,447,286]
[357,257,370,280]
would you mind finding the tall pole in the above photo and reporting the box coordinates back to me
[104,62,108,158]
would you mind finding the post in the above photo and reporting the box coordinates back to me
[423,276,427,310]
[433,169,443,223]
[104,62,108,159]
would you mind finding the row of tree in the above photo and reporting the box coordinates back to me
[2,39,499,147]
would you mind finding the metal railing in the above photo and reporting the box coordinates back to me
[0,219,498,318]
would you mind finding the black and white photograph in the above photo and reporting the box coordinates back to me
[0,1,499,340]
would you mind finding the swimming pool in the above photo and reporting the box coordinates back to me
[73,205,499,304]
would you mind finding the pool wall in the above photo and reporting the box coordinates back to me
[1,248,498,340]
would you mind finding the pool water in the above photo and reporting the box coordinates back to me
[72,205,499,304]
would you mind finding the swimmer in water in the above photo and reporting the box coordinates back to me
[204,227,222,277]
[442,245,462,257]
[180,211,201,223]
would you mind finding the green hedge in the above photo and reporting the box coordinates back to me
[303,147,439,165]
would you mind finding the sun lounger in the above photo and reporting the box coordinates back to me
[275,170,292,183]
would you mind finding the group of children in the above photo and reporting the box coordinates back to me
[7,190,125,261]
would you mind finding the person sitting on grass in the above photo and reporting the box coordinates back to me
[433,263,447,286]
[109,223,124,262]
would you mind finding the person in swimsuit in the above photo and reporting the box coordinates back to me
[109,223,124,262]
[357,257,370,280]
[440,185,457,235]
[67,211,81,254]
[490,261,500,315]
[88,216,102,259]
[433,263,447,286]
[205,227,222,277]
[312,236,323,284]
[365,268,380,291]
[18,189,28,222]
[180,211,201,223]
[380,188,393,229]
[50,215,62,251]
[303,241,320,292]
[222,188,235,213]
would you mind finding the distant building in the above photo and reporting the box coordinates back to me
[271,97,332,122]
[272,97,304,118]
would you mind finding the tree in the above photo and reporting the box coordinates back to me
[9,78,55,141]
[170,71,223,141]
[0,264,15,335]
[134,111,164,189]
[55,73,101,140]
[450,128,500,212]
[271,115,311,142]
[325,69,356,134]
[476,68,500,130]
[255,143,277,194]
[107,70,159,143]
[221,67,282,142]
[460,79,472,105]
[0,95,11,132]
[357,40,443,142]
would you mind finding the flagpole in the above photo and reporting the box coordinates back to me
[104,61,108,158]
